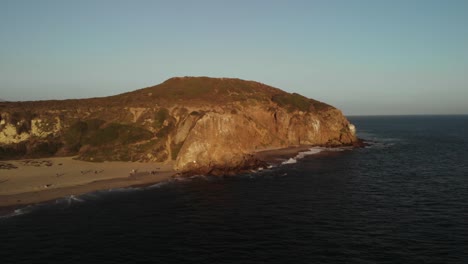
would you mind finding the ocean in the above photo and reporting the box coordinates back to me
[1,115,467,263]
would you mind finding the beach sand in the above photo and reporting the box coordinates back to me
[0,157,175,207]
[0,145,329,209]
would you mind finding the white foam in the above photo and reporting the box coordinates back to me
[0,205,42,219]
[0,180,178,219]
[296,147,324,158]
[147,181,169,189]
[325,146,353,152]
[282,158,297,164]
[281,147,325,165]
[69,195,84,202]
[3,207,29,218]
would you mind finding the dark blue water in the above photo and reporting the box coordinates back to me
[1,116,467,263]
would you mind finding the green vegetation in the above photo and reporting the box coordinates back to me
[16,121,30,134]
[147,78,214,101]
[156,123,174,138]
[0,140,62,160]
[10,111,35,125]
[0,77,339,162]
[172,78,213,98]
[10,111,36,134]
[64,119,105,151]
[64,119,152,151]
[85,119,105,131]
[76,124,155,162]
[85,123,153,146]
[310,99,332,111]
[31,141,62,157]
[127,77,274,105]
[0,143,27,160]
[153,108,170,129]
[153,108,175,139]
[272,93,312,112]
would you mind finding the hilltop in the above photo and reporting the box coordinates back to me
[2,77,331,111]
[0,77,359,174]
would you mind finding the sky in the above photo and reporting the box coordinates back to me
[1,0,467,115]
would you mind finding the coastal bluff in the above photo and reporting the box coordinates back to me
[0,77,359,174]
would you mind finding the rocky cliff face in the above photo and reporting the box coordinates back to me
[0,77,358,174]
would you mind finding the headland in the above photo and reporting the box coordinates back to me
[0,76,361,208]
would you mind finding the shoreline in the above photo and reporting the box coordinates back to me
[253,145,315,164]
[0,144,352,211]
[0,174,174,216]
[0,157,175,208]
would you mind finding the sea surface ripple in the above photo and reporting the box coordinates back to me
[1,115,467,263]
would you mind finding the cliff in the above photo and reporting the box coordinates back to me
[0,77,359,174]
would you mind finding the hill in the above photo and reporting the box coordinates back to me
[0,77,358,174]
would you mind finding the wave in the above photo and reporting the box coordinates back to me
[0,206,32,219]
[282,158,298,165]
[1,146,350,219]
[147,181,171,189]
[279,145,357,166]
[1,193,94,219]
[280,147,347,165]
[0,181,177,219]
[0,203,54,220]
[280,147,322,165]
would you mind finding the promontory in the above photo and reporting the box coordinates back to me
[0,77,359,175]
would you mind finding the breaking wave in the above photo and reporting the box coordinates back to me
[280,147,351,165]
[281,148,324,165]
[0,180,176,219]
[2,146,354,219]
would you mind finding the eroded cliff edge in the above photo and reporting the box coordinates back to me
[0,77,359,174]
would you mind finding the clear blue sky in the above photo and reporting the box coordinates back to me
[1,0,467,115]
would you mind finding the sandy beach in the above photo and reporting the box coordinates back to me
[0,157,175,207]
[0,145,326,209]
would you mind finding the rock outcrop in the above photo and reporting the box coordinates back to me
[0,77,359,174]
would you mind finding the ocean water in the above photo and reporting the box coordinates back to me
[1,115,467,263]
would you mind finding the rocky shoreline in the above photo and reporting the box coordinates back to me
[0,77,364,212]
[1,77,360,175]
[0,142,366,211]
